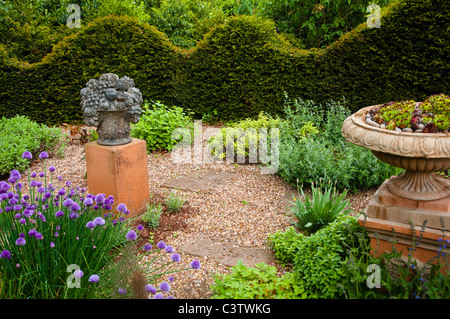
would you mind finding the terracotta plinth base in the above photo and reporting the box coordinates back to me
[361,177,450,266]
[85,138,150,218]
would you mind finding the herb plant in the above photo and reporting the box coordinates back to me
[131,101,194,153]
[0,151,201,298]
[0,115,65,177]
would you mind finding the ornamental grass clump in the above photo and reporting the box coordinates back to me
[0,151,201,299]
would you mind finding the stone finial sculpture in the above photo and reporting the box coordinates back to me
[80,73,143,146]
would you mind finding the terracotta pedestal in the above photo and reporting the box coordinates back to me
[85,138,149,218]
[360,177,450,266]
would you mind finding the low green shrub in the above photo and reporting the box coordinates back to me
[291,214,368,299]
[130,101,194,152]
[164,191,185,213]
[141,202,164,229]
[278,98,402,192]
[208,111,282,162]
[0,115,65,177]
[286,181,352,235]
[211,260,307,299]
[267,226,303,266]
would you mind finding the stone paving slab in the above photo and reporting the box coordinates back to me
[161,169,235,192]
[180,234,277,267]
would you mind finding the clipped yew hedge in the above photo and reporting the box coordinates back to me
[176,0,449,120]
[0,0,448,124]
[0,15,182,124]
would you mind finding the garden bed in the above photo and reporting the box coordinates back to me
[7,123,376,298]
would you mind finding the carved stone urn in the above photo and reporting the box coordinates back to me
[80,73,143,146]
[341,105,450,201]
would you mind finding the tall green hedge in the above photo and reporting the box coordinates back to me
[0,15,182,124]
[0,0,448,124]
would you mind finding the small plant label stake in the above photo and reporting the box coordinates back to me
[66,4,81,29]
[367,4,381,29]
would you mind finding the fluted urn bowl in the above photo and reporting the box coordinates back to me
[341,105,450,201]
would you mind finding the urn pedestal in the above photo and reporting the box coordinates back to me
[342,105,450,265]
[85,138,150,218]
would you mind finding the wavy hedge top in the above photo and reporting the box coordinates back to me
[0,0,448,125]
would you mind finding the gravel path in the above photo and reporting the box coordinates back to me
[13,124,376,299]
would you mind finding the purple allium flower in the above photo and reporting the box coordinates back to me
[159,282,170,293]
[168,276,174,283]
[144,284,157,294]
[126,230,137,241]
[19,218,26,224]
[0,250,11,259]
[54,232,59,237]
[15,183,23,191]
[88,274,100,283]
[10,169,21,182]
[15,237,26,246]
[19,233,25,238]
[73,269,83,279]
[69,212,79,220]
[171,253,181,263]
[50,242,55,248]
[157,241,166,249]
[86,221,95,229]
[38,214,46,222]
[118,288,127,295]
[37,187,45,193]
[14,205,22,212]
[44,192,51,199]
[14,213,22,219]
[55,210,64,218]
[117,203,127,213]
[0,181,10,192]
[39,152,48,159]
[63,198,74,207]
[58,175,63,181]
[153,293,164,299]
[190,260,201,269]
[35,233,43,240]
[23,209,33,218]
[28,229,37,237]
[22,151,32,159]
[137,224,143,231]
[84,197,93,207]
[30,181,38,187]
[38,172,45,178]
[71,202,81,212]
[165,246,174,253]
[58,189,65,196]
[143,244,152,251]
[95,193,104,203]
[30,172,37,178]
[93,217,105,226]
[49,166,56,173]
